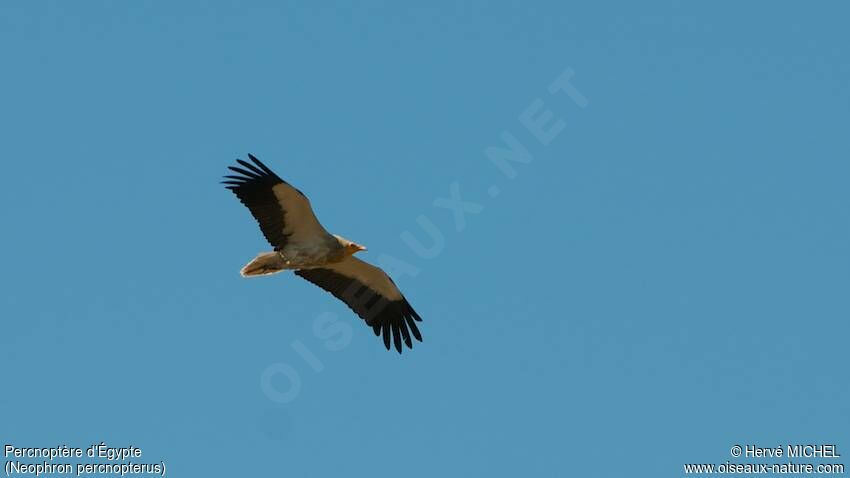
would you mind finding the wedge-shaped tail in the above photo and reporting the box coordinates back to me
[240,251,287,277]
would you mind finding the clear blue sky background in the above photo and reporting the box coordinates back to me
[2,2,848,476]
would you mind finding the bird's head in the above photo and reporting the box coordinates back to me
[335,235,367,256]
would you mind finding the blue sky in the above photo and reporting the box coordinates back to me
[1,1,848,476]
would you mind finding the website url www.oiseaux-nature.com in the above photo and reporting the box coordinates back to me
[684,462,845,475]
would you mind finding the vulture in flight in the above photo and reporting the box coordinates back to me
[222,154,423,353]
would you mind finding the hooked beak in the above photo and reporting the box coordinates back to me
[356,244,368,252]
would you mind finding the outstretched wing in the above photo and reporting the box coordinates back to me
[295,256,423,353]
[222,154,330,250]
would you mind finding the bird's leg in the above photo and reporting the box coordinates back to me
[278,251,292,266]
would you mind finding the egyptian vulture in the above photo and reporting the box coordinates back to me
[222,154,423,353]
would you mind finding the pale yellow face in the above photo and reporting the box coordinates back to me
[344,242,367,256]
[334,234,367,256]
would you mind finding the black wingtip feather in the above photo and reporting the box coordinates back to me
[405,315,423,342]
[236,159,265,176]
[381,322,391,350]
[248,154,277,176]
[398,319,412,348]
[392,323,402,353]
[292,267,424,354]
[408,304,423,322]
[227,165,261,179]
[222,155,292,250]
